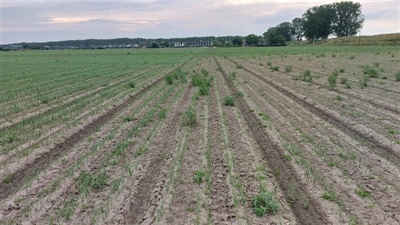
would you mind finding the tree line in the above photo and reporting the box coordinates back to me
[260,1,364,45]
[4,1,364,50]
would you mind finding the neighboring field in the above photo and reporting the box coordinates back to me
[0,46,399,225]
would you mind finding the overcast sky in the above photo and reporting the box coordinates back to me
[1,0,399,44]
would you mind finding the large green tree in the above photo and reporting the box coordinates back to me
[232,36,243,46]
[332,1,364,37]
[245,34,259,46]
[276,22,292,41]
[302,4,336,40]
[291,17,304,41]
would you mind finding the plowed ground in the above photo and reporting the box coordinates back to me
[1,47,399,225]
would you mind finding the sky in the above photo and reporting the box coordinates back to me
[1,0,399,44]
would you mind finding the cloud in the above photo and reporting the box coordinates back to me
[1,0,399,44]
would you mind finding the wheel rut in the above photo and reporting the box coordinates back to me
[214,57,328,225]
[226,58,400,169]
[0,63,188,201]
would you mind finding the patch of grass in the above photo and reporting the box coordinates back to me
[223,95,235,106]
[282,154,292,161]
[236,91,244,97]
[3,174,13,184]
[183,106,197,126]
[77,170,107,197]
[128,81,135,88]
[355,187,371,198]
[251,184,280,217]
[166,75,174,85]
[60,198,78,220]
[336,93,342,100]
[134,145,149,158]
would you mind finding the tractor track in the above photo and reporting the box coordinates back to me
[226,57,400,169]
[214,56,328,225]
[0,62,189,201]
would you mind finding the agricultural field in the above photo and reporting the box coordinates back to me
[0,46,399,225]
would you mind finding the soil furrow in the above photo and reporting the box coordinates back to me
[227,58,400,169]
[0,63,188,201]
[123,77,192,224]
[214,56,328,225]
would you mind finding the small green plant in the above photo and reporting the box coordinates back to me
[128,81,135,88]
[267,61,272,66]
[134,145,149,158]
[78,170,107,196]
[271,66,279,72]
[236,91,244,97]
[395,71,400,81]
[339,68,345,73]
[340,77,348,84]
[3,174,13,184]
[183,106,197,126]
[355,187,371,198]
[359,75,369,88]
[285,65,293,72]
[282,154,292,161]
[302,70,312,83]
[362,66,379,78]
[230,72,237,80]
[60,198,78,220]
[166,75,174,85]
[223,95,235,106]
[252,184,280,217]
[328,74,337,89]
[350,55,355,60]
[158,108,167,120]
[236,64,243,69]
[194,168,205,184]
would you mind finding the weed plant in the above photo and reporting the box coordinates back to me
[166,75,174,85]
[251,184,280,217]
[285,65,293,72]
[362,66,379,78]
[223,95,235,106]
[194,168,205,184]
[128,81,135,88]
[183,106,197,126]
[302,70,312,83]
[78,170,107,197]
[328,73,337,89]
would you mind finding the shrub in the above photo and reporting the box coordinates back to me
[252,184,280,217]
[223,95,235,106]
[183,106,196,126]
[166,75,173,85]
